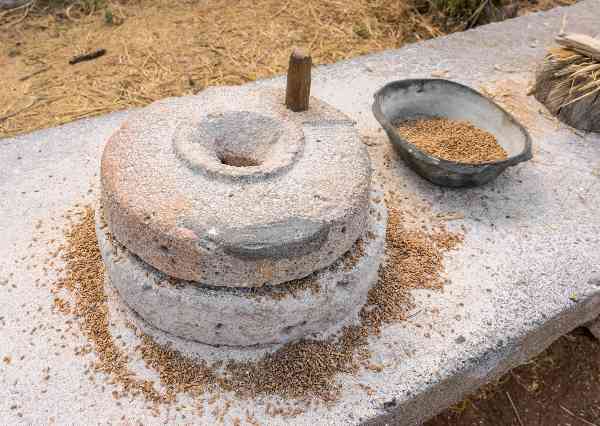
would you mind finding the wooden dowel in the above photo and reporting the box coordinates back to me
[556,33,600,62]
[69,49,106,65]
[285,48,312,112]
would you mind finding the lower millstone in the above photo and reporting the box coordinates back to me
[96,191,387,347]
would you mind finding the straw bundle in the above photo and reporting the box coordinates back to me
[532,33,600,132]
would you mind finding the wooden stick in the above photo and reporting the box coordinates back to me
[19,65,50,81]
[560,405,598,426]
[285,48,311,112]
[556,33,600,62]
[69,49,106,65]
[506,392,524,426]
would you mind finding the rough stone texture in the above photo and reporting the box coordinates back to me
[1,2,600,425]
[586,316,600,340]
[96,191,386,346]
[101,87,371,287]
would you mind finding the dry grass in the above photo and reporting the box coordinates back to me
[0,0,576,138]
[0,0,431,137]
[541,46,600,111]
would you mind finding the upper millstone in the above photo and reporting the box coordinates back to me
[100,86,371,287]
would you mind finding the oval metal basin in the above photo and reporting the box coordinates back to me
[372,79,532,187]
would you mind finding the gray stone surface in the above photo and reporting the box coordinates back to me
[96,191,386,347]
[586,316,600,340]
[1,2,600,425]
[101,87,371,287]
[0,0,28,10]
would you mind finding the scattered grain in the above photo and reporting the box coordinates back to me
[52,199,461,408]
[55,207,164,403]
[341,238,366,272]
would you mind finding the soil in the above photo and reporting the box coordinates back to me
[395,117,508,164]
[426,327,600,426]
[0,0,576,138]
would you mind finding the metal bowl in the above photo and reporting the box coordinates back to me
[372,79,532,187]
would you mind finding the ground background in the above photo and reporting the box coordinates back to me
[1,0,574,137]
[2,1,599,425]
[426,329,600,425]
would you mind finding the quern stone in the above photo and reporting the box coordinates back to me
[101,86,371,287]
[96,192,386,347]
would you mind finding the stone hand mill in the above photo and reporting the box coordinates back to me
[97,49,387,347]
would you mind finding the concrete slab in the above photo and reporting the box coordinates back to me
[2,2,600,425]
[586,315,600,340]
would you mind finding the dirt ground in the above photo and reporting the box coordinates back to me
[0,0,574,138]
[427,328,600,426]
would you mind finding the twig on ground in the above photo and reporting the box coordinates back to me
[436,212,465,221]
[65,1,95,21]
[560,405,598,426]
[19,65,50,81]
[506,392,524,426]
[4,0,33,26]
[465,0,490,29]
[559,13,568,35]
[69,49,107,65]
[0,0,31,17]
[0,97,38,123]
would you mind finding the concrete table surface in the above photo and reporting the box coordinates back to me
[1,1,600,424]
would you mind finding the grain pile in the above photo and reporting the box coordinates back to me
[223,325,367,401]
[53,201,461,407]
[395,117,507,164]
[136,333,217,401]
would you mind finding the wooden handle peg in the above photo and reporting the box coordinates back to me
[285,48,312,112]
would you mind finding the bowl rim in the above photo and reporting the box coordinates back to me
[372,78,533,172]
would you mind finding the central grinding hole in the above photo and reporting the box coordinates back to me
[202,111,284,169]
[218,153,262,167]
[173,108,305,178]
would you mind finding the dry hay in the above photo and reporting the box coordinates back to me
[0,0,577,138]
[0,0,436,137]
[532,32,600,132]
